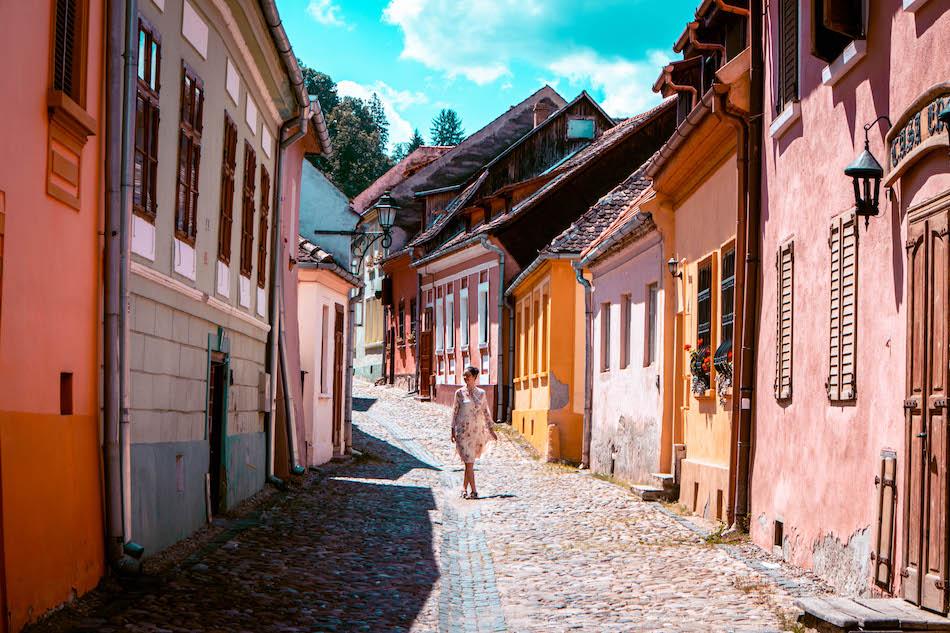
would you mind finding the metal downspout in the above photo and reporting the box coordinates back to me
[345,289,360,454]
[105,0,143,569]
[479,237,505,423]
[266,116,307,484]
[572,261,593,469]
[414,272,423,393]
[733,0,764,531]
[506,293,515,423]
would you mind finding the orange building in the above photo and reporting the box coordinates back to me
[0,1,106,629]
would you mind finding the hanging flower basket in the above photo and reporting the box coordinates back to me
[686,340,711,395]
[714,344,734,406]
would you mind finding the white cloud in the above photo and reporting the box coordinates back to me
[307,0,346,28]
[337,80,428,150]
[382,0,544,85]
[547,49,672,117]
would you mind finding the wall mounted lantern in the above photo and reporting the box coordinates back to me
[667,256,682,279]
[940,104,950,148]
[313,190,400,274]
[844,116,891,228]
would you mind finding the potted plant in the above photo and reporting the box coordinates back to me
[715,349,733,406]
[686,339,711,395]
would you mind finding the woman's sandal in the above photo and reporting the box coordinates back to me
[461,490,469,499]
[469,491,479,499]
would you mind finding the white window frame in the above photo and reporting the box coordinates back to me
[478,281,490,347]
[460,287,469,348]
[445,290,455,351]
[435,297,444,352]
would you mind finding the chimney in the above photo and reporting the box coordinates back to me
[533,100,555,128]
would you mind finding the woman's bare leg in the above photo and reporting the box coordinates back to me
[463,463,475,495]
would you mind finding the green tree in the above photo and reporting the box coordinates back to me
[391,128,425,162]
[297,61,393,198]
[430,109,465,146]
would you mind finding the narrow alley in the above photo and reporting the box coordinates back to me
[32,381,830,633]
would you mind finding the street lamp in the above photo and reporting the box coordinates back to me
[667,256,682,279]
[844,116,890,228]
[313,190,400,274]
[939,103,950,148]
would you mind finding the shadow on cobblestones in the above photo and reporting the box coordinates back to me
[26,420,441,633]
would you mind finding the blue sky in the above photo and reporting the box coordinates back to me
[276,0,698,152]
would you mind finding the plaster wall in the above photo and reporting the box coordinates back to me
[751,0,950,595]
[384,254,420,390]
[672,153,737,522]
[298,269,352,466]
[0,1,106,628]
[589,237,665,484]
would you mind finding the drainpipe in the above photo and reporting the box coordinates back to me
[686,21,726,58]
[732,0,764,532]
[264,116,306,485]
[478,237,505,423]
[105,0,144,570]
[278,281,305,474]
[572,261,593,469]
[714,0,751,17]
[345,288,360,454]
[506,293,515,423]
[414,272,422,393]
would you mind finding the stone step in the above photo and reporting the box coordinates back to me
[651,472,676,490]
[630,484,669,502]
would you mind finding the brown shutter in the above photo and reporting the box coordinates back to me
[777,0,798,111]
[873,449,897,591]
[257,167,270,288]
[828,212,858,401]
[823,0,862,39]
[240,143,256,277]
[218,114,237,264]
[775,242,794,400]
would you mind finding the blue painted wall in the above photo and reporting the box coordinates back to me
[298,162,358,265]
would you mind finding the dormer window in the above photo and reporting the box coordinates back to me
[812,0,864,63]
[567,118,595,140]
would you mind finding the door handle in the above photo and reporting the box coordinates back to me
[917,432,928,438]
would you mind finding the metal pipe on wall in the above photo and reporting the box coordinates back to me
[572,262,593,469]
[479,237,505,423]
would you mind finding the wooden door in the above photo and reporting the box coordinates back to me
[419,307,433,398]
[904,206,950,613]
[332,304,344,452]
[208,355,226,515]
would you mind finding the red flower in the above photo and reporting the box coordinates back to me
[684,344,692,351]
[727,351,733,360]
[697,338,704,346]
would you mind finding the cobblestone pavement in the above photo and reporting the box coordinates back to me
[29,380,831,633]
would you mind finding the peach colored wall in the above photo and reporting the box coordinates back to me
[383,254,419,381]
[752,1,950,595]
[0,1,106,629]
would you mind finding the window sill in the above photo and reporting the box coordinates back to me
[769,101,801,139]
[821,40,867,87]
[694,390,714,401]
[903,0,931,11]
[48,89,96,139]
[478,342,490,350]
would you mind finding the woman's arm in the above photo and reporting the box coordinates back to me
[451,390,460,442]
[482,392,497,439]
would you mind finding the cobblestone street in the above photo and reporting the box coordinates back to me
[31,380,831,633]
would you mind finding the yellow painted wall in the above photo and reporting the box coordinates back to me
[511,260,583,462]
[0,413,104,631]
[666,153,738,522]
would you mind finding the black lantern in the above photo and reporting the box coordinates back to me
[844,116,890,228]
[313,190,400,274]
[667,256,682,278]
[939,103,950,148]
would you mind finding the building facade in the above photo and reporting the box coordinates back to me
[0,1,106,628]
[751,0,950,601]
[125,0,326,554]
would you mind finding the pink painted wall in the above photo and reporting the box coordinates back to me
[752,1,950,595]
[383,254,418,381]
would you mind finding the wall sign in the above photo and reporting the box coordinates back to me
[885,84,950,185]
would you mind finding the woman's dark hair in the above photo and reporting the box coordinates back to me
[464,365,479,378]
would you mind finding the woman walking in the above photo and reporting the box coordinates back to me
[451,366,497,499]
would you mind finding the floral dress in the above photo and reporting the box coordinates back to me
[451,386,494,463]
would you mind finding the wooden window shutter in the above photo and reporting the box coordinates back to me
[217,114,237,264]
[823,0,863,39]
[52,0,85,104]
[175,66,204,244]
[775,242,794,400]
[873,450,897,591]
[257,167,270,288]
[777,0,798,112]
[239,142,256,277]
[828,212,858,401]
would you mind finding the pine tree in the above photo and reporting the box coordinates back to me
[430,109,465,146]
[369,93,389,151]
[392,128,426,162]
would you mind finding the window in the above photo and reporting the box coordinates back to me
[620,294,632,369]
[600,302,611,372]
[527,299,534,375]
[775,241,794,400]
[398,298,406,341]
[645,283,658,366]
[321,305,329,393]
[540,290,549,373]
[567,118,595,139]
[257,167,270,288]
[518,302,527,378]
[828,213,857,401]
[533,294,541,375]
[239,142,256,277]
[60,372,73,415]
[217,114,237,263]
[478,281,490,346]
[409,298,417,341]
[133,18,161,221]
[446,290,455,350]
[51,0,87,105]
[175,65,204,244]
[696,261,713,386]
[776,0,799,112]
[435,296,444,352]
[460,287,469,348]
[720,249,736,346]
[812,0,863,63]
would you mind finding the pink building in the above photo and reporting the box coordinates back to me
[752,0,950,604]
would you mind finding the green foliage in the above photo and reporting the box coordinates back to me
[298,61,393,199]
[391,128,425,162]
[430,108,465,146]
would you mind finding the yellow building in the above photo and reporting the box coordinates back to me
[644,3,751,523]
[509,258,584,462]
